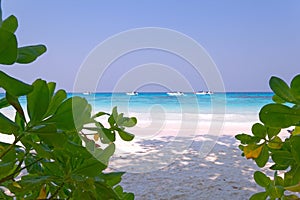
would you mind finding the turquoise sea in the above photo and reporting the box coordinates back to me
[0,92,273,113]
[71,92,273,115]
[1,92,274,124]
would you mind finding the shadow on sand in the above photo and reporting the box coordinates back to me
[108,135,264,200]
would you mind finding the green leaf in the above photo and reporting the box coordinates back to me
[15,112,25,132]
[16,45,47,64]
[249,191,268,200]
[267,136,283,149]
[272,94,286,104]
[117,129,135,141]
[270,163,289,170]
[114,185,124,198]
[0,144,18,179]
[267,184,284,199]
[1,15,18,33]
[0,161,17,180]
[73,157,107,177]
[98,127,115,143]
[283,195,300,200]
[0,97,9,109]
[94,182,120,200]
[108,107,118,127]
[235,134,253,144]
[120,117,137,128]
[259,104,300,128]
[271,151,293,165]
[47,82,56,99]
[284,182,300,192]
[267,127,281,140]
[27,79,50,124]
[123,193,135,200]
[255,144,269,167]
[284,165,300,186]
[292,126,300,136]
[0,29,17,65]
[94,143,115,166]
[274,173,284,186]
[269,76,295,103]
[0,71,33,96]
[92,111,109,118]
[290,135,300,164]
[98,172,125,187]
[21,174,51,185]
[290,74,300,102]
[28,140,52,159]
[29,124,68,148]
[114,185,134,199]
[0,112,19,134]
[6,93,25,119]
[44,89,67,118]
[252,123,267,139]
[254,171,271,188]
[84,138,115,166]
[112,106,118,120]
[24,154,43,174]
[44,97,91,131]
[108,114,115,127]
[42,161,65,177]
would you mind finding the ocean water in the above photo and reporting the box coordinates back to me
[69,92,273,122]
[72,92,272,112]
[0,92,273,124]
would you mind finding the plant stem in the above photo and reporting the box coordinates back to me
[0,157,43,184]
[0,133,24,159]
[49,182,64,199]
[0,159,23,184]
[17,157,43,174]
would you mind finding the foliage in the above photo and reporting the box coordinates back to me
[0,1,136,199]
[236,74,300,199]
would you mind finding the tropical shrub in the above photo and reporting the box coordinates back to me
[0,1,136,199]
[236,74,300,200]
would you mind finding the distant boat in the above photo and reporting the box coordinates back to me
[195,91,206,95]
[167,91,184,96]
[195,91,213,95]
[83,91,92,95]
[126,92,138,96]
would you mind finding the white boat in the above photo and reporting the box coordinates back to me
[83,91,92,95]
[195,91,213,95]
[167,91,184,96]
[126,92,138,96]
[195,91,206,95]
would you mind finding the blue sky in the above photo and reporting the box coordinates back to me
[1,0,300,92]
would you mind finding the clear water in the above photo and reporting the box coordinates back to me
[70,92,273,114]
[0,92,274,123]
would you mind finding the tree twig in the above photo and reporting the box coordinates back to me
[49,182,64,200]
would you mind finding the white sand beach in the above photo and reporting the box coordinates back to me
[107,121,288,200]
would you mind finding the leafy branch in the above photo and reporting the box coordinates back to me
[0,1,136,199]
[236,74,300,200]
